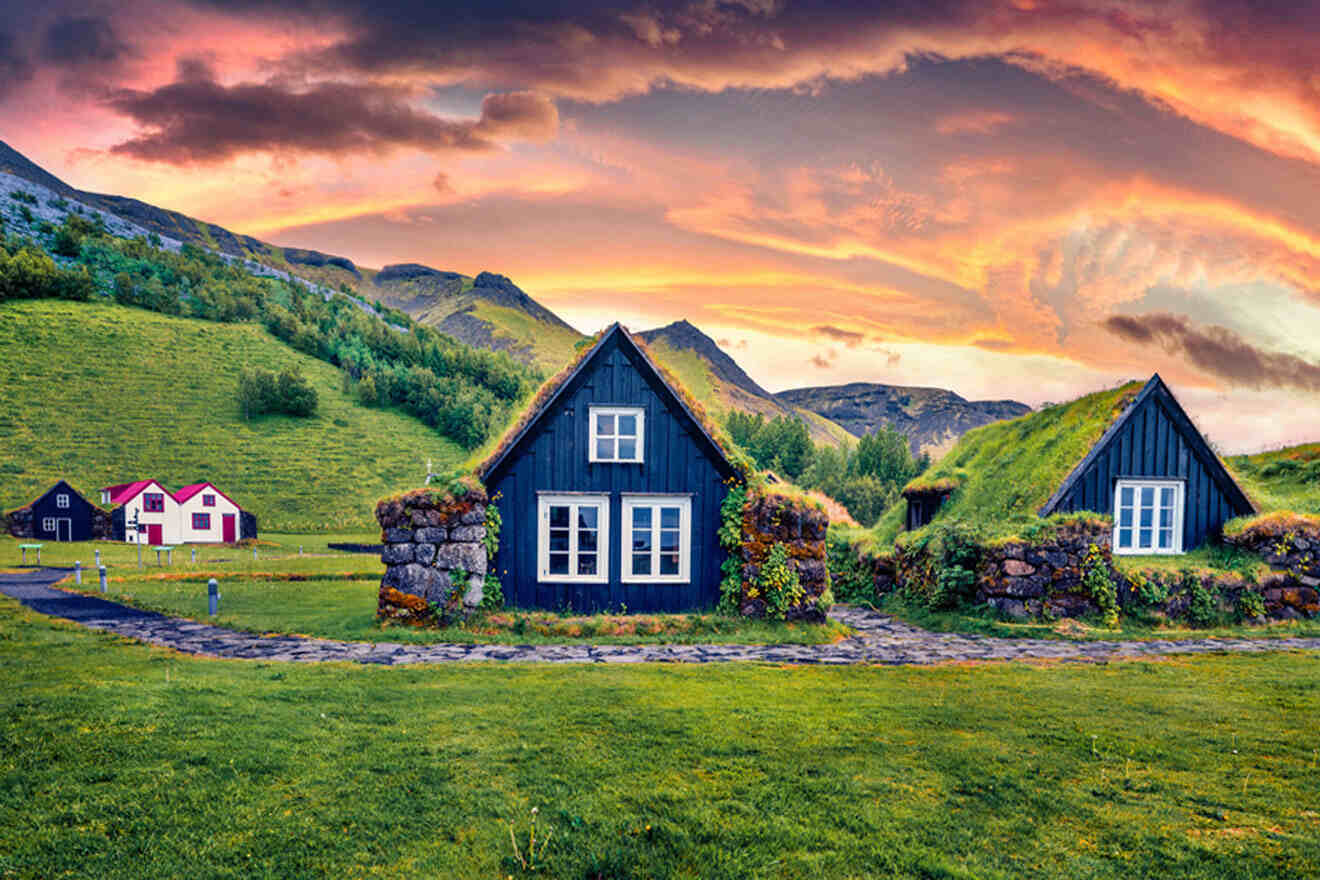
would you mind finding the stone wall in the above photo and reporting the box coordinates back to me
[734,491,830,621]
[975,518,1116,620]
[1224,514,1320,618]
[374,484,489,624]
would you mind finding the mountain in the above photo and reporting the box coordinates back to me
[637,321,856,448]
[776,383,1032,456]
[0,139,582,372]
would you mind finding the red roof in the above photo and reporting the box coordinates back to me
[102,480,157,506]
[175,481,242,510]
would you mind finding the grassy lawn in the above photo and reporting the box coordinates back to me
[0,300,463,531]
[68,573,850,646]
[879,593,1320,643]
[1,597,1318,878]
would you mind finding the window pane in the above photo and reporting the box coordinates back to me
[596,438,615,460]
[1141,486,1155,507]
[1118,528,1133,548]
[1139,528,1152,549]
[1120,486,1134,507]
[1159,507,1173,528]
[617,439,637,460]
[1161,487,1175,507]
[661,507,680,529]
[1158,529,1174,550]
[549,553,569,574]
[550,530,570,553]
[660,528,680,553]
[632,507,652,528]
[578,506,598,529]
[578,530,597,552]
[577,553,597,575]
[632,553,651,575]
[618,414,636,435]
[660,553,679,576]
[596,413,614,434]
[1120,507,1133,527]
[632,529,652,552]
[1140,507,1153,528]
[550,506,569,528]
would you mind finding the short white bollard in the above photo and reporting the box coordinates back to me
[94,548,101,568]
[98,565,107,593]
[191,547,196,564]
[252,547,258,561]
[208,578,219,616]
[299,545,303,556]
[75,561,82,585]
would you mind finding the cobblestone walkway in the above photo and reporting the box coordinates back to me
[5,569,1320,666]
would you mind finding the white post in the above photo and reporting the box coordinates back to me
[208,578,219,616]
[75,561,82,585]
[191,547,196,563]
[98,566,107,593]
[252,547,257,562]
[94,548,101,568]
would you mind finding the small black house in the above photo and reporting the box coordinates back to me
[478,323,739,612]
[6,480,107,542]
[1039,374,1255,553]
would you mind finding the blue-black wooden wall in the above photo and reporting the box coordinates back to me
[29,480,98,542]
[1042,381,1253,549]
[485,331,732,612]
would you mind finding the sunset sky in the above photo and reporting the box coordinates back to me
[3,0,1319,452]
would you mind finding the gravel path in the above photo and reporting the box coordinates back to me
[5,569,1320,666]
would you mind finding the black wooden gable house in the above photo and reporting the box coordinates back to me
[1039,373,1254,553]
[7,480,103,542]
[478,323,738,612]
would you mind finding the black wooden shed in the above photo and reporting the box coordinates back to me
[1039,374,1254,553]
[8,480,105,542]
[478,323,738,612]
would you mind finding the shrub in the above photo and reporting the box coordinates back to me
[757,542,804,620]
[826,533,874,604]
[1236,589,1266,622]
[716,484,747,615]
[1081,542,1118,627]
[1185,573,1220,627]
[900,520,982,611]
[237,367,318,419]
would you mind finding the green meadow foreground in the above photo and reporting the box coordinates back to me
[1,598,1318,879]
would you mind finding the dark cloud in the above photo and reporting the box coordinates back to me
[1102,311,1320,391]
[0,31,33,98]
[42,15,130,67]
[105,65,558,163]
[809,348,838,369]
[812,324,865,348]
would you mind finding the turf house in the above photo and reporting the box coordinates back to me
[477,323,741,612]
[897,374,1255,554]
[4,480,107,542]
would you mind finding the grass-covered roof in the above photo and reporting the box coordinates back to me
[872,380,1145,547]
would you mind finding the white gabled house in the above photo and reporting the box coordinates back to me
[100,479,252,545]
[102,479,183,545]
[174,482,244,543]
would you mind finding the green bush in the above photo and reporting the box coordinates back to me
[1081,543,1118,627]
[825,533,874,604]
[1236,589,1266,622]
[237,367,318,419]
[1185,573,1220,627]
[717,484,747,615]
[757,542,804,620]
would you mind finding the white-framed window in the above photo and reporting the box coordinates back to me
[1113,479,1184,555]
[589,406,644,463]
[42,517,56,532]
[56,494,69,509]
[537,494,609,583]
[622,495,691,583]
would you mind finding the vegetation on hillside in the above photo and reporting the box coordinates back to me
[1227,443,1320,515]
[237,367,318,419]
[0,300,465,531]
[0,210,539,450]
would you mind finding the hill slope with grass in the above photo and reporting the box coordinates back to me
[0,300,464,531]
[638,320,856,448]
[1228,444,1320,515]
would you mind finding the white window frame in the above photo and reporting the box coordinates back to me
[588,406,645,463]
[56,494,69,509]
[42,517,56,532]
[621,495,692,584]
[1113,478,1185,555]
[537,493,610,583]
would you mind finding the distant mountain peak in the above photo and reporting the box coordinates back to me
[638,319,771,399]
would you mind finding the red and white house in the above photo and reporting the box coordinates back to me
[101,480,249,544]
[101,479,182,545]
[174,482,244,544]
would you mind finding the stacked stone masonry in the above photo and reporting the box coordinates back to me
[737,492,830,622]
[375,486,488,624]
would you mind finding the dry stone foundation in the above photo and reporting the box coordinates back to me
[374,484,488,624]
[735,491,830,622]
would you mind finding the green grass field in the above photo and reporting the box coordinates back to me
[0,301,463,531]
[1,597,1317,878]
[1229,444,1320,515]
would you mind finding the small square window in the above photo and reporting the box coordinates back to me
[192,513,211,530]
[143,492,165,513]
[589,407,644,463]
[56,494,69,509]
[42,517,56,532]
[203,494,216,507]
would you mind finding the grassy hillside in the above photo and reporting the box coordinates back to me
[0,301,463,531]
[1228,444,1320,515]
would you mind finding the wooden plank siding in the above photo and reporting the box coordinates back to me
[1047,389,1249,549]
[486,332,732,613]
